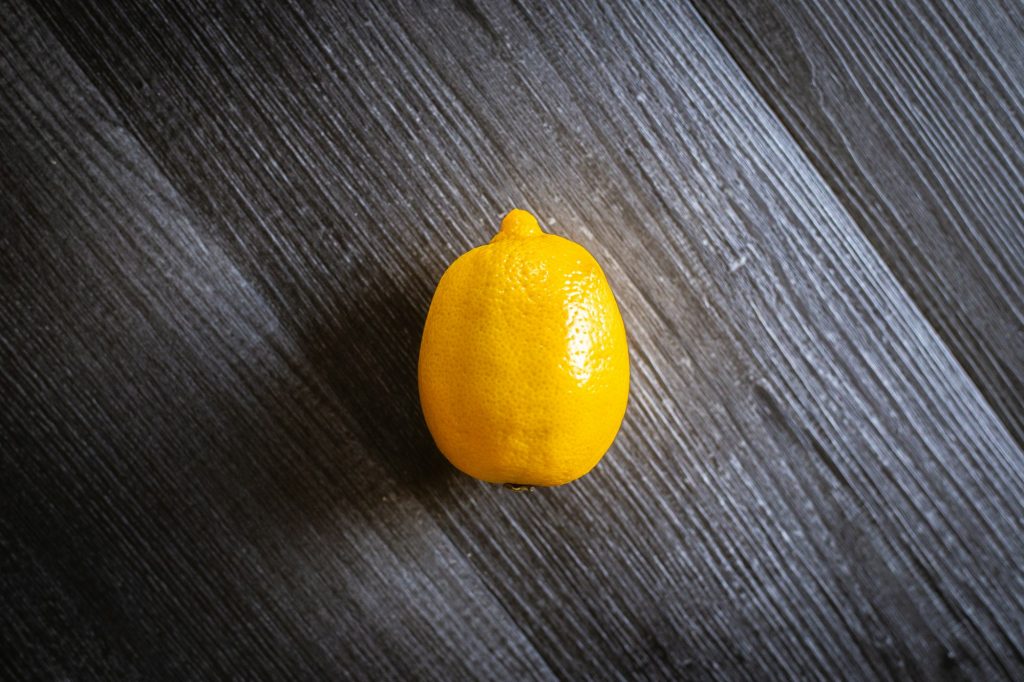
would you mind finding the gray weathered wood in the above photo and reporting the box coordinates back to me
[693,0,1024,445]
[3,0,1023,679]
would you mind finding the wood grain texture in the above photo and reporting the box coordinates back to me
[3,0,1023,679]
[693,0,1024,446]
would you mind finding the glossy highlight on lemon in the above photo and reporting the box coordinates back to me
[418,209,629,487]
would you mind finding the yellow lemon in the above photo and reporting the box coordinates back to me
[418,209,629,486]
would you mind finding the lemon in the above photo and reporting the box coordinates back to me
[418,209,629,486]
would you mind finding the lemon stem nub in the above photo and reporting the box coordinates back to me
[493,209,543,242]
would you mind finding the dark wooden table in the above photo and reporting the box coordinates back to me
[3,1,1023,679]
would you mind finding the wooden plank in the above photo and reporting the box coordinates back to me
[3,0,1023,678]
[0,5,553,679]
[692,0,1024,445]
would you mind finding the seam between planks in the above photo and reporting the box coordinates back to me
[685,0,1024,453]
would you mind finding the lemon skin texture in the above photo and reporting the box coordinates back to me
[418,209,629,487]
